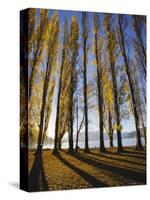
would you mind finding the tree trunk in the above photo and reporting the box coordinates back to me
[143,126,146,146]
[41,132,46,148]
[20,10,28,147]
[109,135,113,148]
[133,16,146,69]
[75,132,79,151]
[29,52,39,101]
[110,59,123,152]
[58,139,62,150]
[75,114,84,151]
[133,75,146,146]
[108,110,113,147]
[54,62,64,153]
[108,55,123,152]
[69,87,74,152]
[104,14,123,152]
[83,36,89,152]
[75,96,79,151]
[68,16,79,153]
[137,89,146,146]
[94,32,105,152]
[54,20,68,153]
[37,58,51,153]
[118,16,143,150]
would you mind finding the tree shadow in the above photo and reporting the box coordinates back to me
[40,157,49,191]
[122,149,146,155]
[88,151,146,166]
[81,152,146,173]
[28,152,49,192]
[106,150,146,160]
[54,152,108,188]
[124,147,146,152]
[70,152,146,184]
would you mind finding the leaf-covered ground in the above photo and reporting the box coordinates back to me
[28,147,146,192]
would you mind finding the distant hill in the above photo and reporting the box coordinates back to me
[68,128,145,142]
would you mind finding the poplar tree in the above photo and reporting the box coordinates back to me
[93,13,105,151]
[54,19,69,152]
[132,15,146,78]
[29,9,49,100]
[68,16,79,152]
[104,14,123,152]
[117,14,143,150]
[82,12,90,152]
[21,9,49,145]
[102,58,114,148]
[130,62,146,145]
[37,12,60,153]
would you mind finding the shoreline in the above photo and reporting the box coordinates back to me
[22,145,146,152]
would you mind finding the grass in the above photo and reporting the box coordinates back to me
[27,146,146,192]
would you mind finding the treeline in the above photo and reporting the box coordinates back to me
[20,9,146,153]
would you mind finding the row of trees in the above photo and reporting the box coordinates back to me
[20,9,146,153]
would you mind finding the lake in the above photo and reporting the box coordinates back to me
[41,137,145,149]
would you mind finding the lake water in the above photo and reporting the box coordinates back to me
[41,137,145,149]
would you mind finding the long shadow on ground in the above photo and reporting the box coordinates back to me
[108,148,146,157]
[54,152,108,188]
[80,152,146,173]
[86,151,146,167]
[28,152,49,192]
[106,150,146,160]
[69,152,146,184]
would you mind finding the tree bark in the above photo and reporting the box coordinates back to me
[69,84,74,152]
[104,14,123,152]
[112,70,123,152]
[54,59,64,153]
[75,96,79,151]
[109,135,113,148]
[83,35,89,152]
[68,16,79,152]
[58,139,62,150]
[108,110,113,147]
[118,16,143,150]
[37,56,51,153]
[75,115,84,151]
[133,73,146,146]
[133,16,146,69]
[94,29,105,152]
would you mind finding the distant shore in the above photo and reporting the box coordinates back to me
[24,136,145,150]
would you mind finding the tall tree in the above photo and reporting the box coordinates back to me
[132,15,146,78]
[134,43,146,103]
[130,62,146,145]
[117,15,143,150]
[37,12,60,153]
[102,57,114,148]
[82,12,90,152]
[75,114,85,151]
[20,9,29,145]
[42,79,55,147]
[54,19,69,153]
[93,13,106,151]
[56,41,72,150]
[20,9,39,145]
[29,9,49,100]
[104,14,123,152]
[68,16,79,152]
